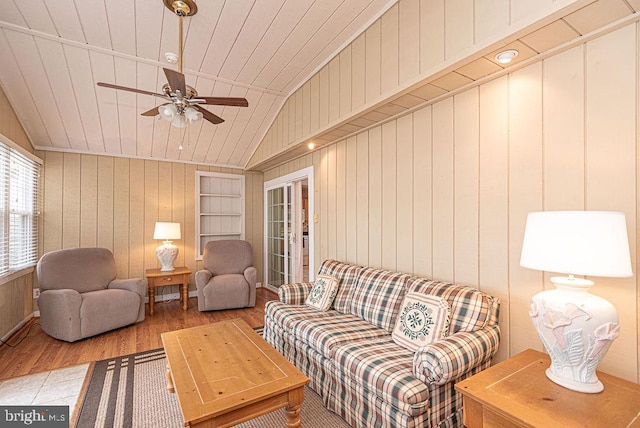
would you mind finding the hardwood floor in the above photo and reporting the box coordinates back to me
[0,288,278,381]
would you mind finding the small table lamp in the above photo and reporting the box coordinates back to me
[520,211,632,393]
[154,222,181,272]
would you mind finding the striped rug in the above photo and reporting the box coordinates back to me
[74,327,349,428]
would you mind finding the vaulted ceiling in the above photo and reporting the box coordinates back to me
[0,0,394,168]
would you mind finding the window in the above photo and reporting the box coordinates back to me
[0,137,40,276]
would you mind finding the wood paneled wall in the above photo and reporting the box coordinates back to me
[248,0,579,168]
[37,152,264,298]
[0,85,35,339]
[263,24,640,383]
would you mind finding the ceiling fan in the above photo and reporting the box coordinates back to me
[97,0,248,127]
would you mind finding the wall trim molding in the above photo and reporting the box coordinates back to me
[1,314,33,342]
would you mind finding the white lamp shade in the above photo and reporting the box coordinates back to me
[520,211,632,278]
[153,222,181,240]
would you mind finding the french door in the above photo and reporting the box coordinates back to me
[266,185,290,287]
[264,167,314,290]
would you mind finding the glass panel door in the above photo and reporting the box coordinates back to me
[286,184,294,283]
[267,186,287,287]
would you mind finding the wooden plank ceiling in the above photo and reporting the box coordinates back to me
[0,0,394,167]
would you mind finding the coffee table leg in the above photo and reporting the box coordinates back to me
[285,387,304,427]
[166,364,175,393]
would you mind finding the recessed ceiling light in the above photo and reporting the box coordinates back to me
[495,49,519,64]
[307,142,315,150]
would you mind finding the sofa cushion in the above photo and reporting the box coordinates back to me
[392,293,451,351]
[292,314,389,358]
[317,259,363,313]
[406,277,491,333]
[265,301,337,331]
[305,275,339,311]
[333,336,431,416]
[349,267,409,332]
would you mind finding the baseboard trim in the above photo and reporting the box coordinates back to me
[2,314,34,343]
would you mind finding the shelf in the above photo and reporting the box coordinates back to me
[200,213,242,216]
[200,193,241,198]
[196,171,245,258]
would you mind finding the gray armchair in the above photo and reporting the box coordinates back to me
[37,247,145,342]
[196,240,257,311]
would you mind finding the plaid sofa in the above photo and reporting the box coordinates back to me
[264,260,501,428]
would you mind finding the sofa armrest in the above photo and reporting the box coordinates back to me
[412,325,501,385]
[109,278,146,322]
[278,282,314,305]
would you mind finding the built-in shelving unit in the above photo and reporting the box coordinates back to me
[195,171,245,259]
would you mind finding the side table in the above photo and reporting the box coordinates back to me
[145,267,191,315]
[455,348,640,427]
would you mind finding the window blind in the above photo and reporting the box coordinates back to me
[0,140,40,276]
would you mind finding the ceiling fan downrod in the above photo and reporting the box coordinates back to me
[163,0,198,73]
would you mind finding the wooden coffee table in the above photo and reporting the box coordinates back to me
[161,319,309,427]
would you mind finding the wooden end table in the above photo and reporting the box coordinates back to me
[455,348,640,427]
[145,267,191,315]
[161,319,309,427]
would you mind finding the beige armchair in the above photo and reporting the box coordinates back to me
[37,247,145,342]
[196,240,257,311]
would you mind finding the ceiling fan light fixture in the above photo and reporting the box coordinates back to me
[159,104,177,121]
[184,106,202,123]
[171,114,186,128]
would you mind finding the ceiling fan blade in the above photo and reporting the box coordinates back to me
[97,82,166,98]
[196,97,249,107]
[163,68,186,95]
[194,105,224,124]
[140,104,168,116]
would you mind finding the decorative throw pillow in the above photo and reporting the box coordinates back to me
[305,275,339,311]
[392,292,451,351]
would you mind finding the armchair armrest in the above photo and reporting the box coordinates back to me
[412,325,501,385]
[109,278,145,298]
[195,270,213,289]
[243,266,257,286]
[109,278,146,322]
[278,282,314,305]
[244,266,257,307]
[38,289,83,342]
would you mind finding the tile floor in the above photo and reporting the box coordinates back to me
[0,363,88,409]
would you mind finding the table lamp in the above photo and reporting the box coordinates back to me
[520,211,632,393]
[153,222,181,271]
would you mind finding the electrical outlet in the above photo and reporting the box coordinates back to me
[33,289,40,299]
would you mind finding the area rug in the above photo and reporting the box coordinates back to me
[74,338,349,427]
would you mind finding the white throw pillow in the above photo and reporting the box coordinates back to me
[392,292,451,351]
[305,275,339,311]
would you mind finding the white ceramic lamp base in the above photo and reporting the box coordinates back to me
[529,276,619,393]
[156,240,179,272]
